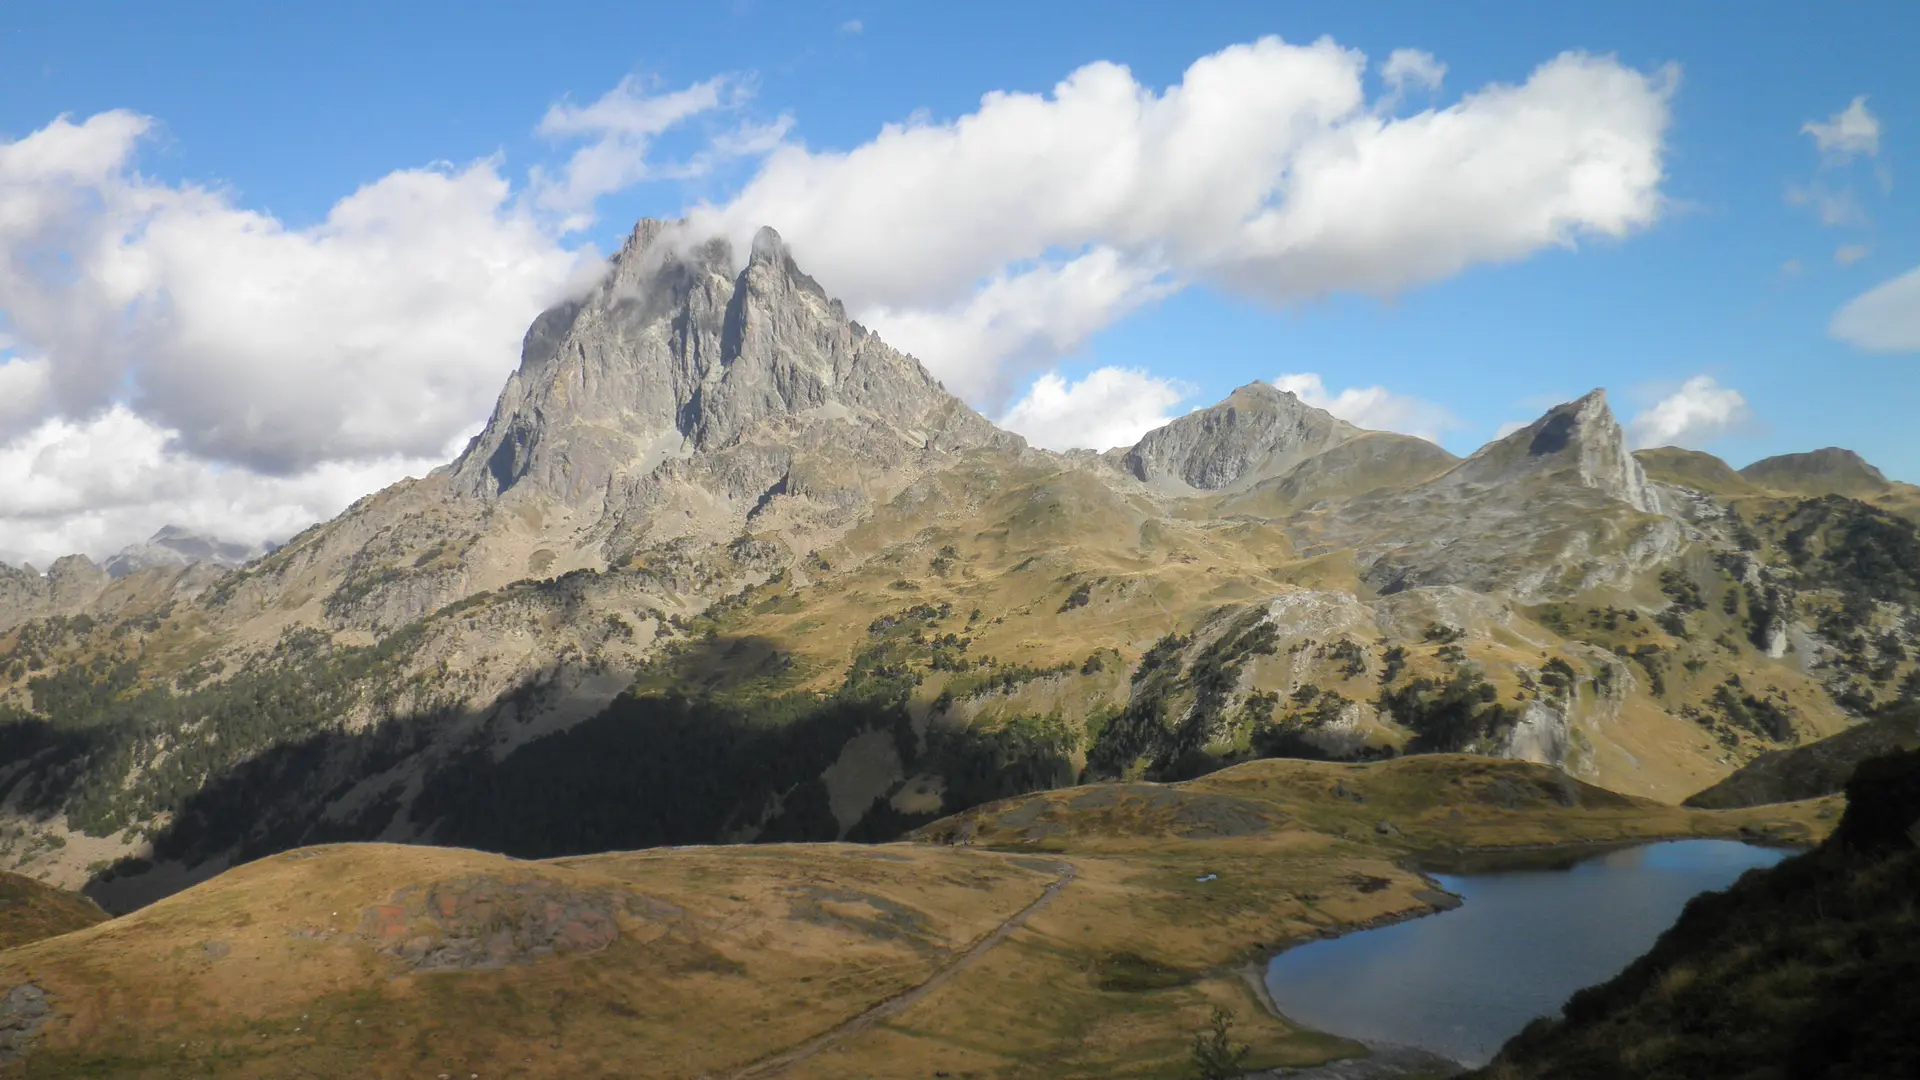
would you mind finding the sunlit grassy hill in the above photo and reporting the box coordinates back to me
[0,754,1835,1079]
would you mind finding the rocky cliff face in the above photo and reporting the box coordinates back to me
[451,222,1011,517]
[1305,390,1676,602]
[0,557,110,634]
[6,215,1909,913]
[193,221,1021,637]
[1119,382,1359,492]
[1438,389,1657,513]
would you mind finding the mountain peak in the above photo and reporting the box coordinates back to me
[1445,389,1657,512]
[1740,447,1891,498]
[448,220,1003,511]
[103,525,271,579]
[1122,381,1359,492]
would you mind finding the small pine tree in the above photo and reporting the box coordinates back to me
[1190,1006,1250,1080]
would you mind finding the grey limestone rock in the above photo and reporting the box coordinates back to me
[451,221,1011,517]
[1437,389,1657,513]
[1120,382,1359,492]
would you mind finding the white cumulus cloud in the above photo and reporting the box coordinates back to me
[0,407,448,567]
[1625,376,1751,449]
[2,41,1681,561]
[531,75,789,231]
[862,248,1174,401]
[0,104,645,562]
[0,111,598,475]
[1272,373,1461,444]
[687,39,1676,407]
[997,367,1193,452]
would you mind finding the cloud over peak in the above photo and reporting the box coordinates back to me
[1272,373,1462,445]
[687,39,1676,403]
[1,37,1682,562]
[998,367,1193,453]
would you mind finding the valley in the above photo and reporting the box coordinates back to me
[0,219,1914,1076]
[0,756,1833,1078]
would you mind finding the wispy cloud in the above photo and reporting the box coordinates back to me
[1802,96,1881,160]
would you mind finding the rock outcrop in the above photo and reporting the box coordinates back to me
[0,556,111,634]
[451,221,1011,517]
[1119,382,1359,493]
[1437,389,1657,513]
[1307,390,1677,602]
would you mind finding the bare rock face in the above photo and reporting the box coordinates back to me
[1439,389,1657,513]
[359,876,627,971]
[0,984,52,1063]
[1120,382,1359,493]
[0,556,111,634]
[451,222,1010,519]
[1312,390,1678,602]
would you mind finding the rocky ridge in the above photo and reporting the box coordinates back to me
[0,217,1912,910]
[1116,381,1360,493]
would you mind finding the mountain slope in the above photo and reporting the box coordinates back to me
[1480,746,1920,1080]
[1741,447,1920,523]
[0,756,1831,1080]
[102,526,271,580]
[0,872,105,949]
[1634,446,1765,499]
[1742,447,1896,498]
[1116,382,1360,493]
[1684,706,1920,809]
[0,217,1909,916]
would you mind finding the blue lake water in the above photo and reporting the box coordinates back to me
[1263,840,1793,1067]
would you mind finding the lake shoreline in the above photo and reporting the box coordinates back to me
[1235,835,1800,1078]
[1234,873,1468,1078]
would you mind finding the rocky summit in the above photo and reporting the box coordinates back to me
[0,218,1916,926]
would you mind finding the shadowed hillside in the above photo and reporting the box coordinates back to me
[1686,704,1920,809]
[0,755,1833,1079]
[1479,747,1920,1080]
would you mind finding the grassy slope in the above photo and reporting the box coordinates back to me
[0,871,105,949]
[0,756,1833,1080]
[1735,447,1920,523]
[1478,747,1920,1080]
[1685,705,1920,809]
[5,446,1890,900]
[1635,447,1767,499]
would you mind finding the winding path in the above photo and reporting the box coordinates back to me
[726,860,1078,1080]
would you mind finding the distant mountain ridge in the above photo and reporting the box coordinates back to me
[103,525,273,579]
[0,216,1913,920]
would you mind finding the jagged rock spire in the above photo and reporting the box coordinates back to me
[449,222,1005,512]
[1443,389,1657,512]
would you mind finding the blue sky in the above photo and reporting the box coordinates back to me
[0,1,1916,561]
